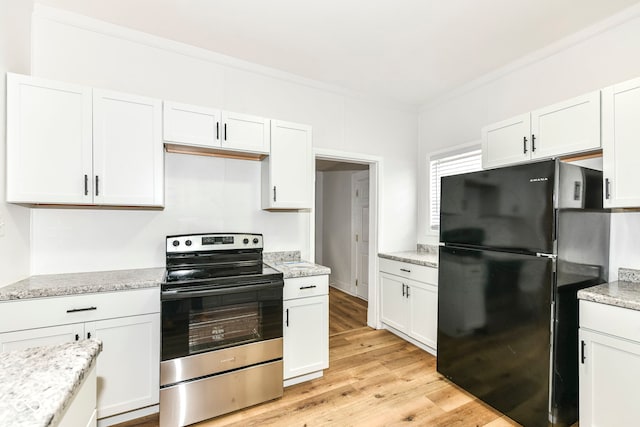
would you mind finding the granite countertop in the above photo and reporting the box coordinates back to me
[0,267,165,301]
[0,339,102,427]
[378,244,438,268]
[264,251,331,279]
[578,268,640,311]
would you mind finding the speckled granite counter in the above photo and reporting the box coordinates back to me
[578,268,640,311]
[264,251,331,278]
[0,267,165,301]
[0,339,102,427]
[378,246,438,268]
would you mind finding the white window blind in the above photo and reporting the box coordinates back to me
[430,148,482,230]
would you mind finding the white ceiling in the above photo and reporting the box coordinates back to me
[38,0,640,106]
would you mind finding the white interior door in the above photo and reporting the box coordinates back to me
[352,170,369,301]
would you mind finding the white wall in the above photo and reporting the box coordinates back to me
[0,0,33,286]
[26,6,418,274]
[418,11,640,280]
[319,170,356,293]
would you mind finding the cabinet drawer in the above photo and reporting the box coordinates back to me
[580,300,640,343]
[379,258,437,285]
[0,288,160,333]
[283,275,328,300]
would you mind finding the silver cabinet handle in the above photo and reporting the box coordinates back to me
[406,286,410,298]
[285,308,289,327]
[605,178,611,200]
[400,268,411,273]
[273,186,277,202]
[95,176,99,196]
[523,136,528,154]
[299,285,317,290]
[402,283,405,297]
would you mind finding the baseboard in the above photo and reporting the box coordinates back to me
[381,324,437,357]
[284,370,324,387]
[97,404,159,427]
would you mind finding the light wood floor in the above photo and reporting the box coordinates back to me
[117,288,523,427]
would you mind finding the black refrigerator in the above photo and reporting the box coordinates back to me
[437,160,609,427]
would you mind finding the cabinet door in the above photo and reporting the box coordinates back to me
[93,90,164,206]
[6,73,93,204]
[283,295,328,380]
[579,328,640,427]
[407,281,438,349]
[481,113,531,169]
[0,324,84,352]
[221,111,270,154]
[380,273,409,332]
[531,91,600,160]
[264,120,313,209]
[163,101,221,147]
[602,77,640,208]
[86,313,160,419]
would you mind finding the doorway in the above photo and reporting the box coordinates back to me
[315,157,374,333]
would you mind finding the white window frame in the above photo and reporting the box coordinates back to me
[429,143,482,231]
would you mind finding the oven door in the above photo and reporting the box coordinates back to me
[161,279,283,361]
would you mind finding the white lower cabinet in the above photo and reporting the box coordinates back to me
[407,283,438,349]
[282,275,329,385]
[579,300,640,427]
[58,365,98,427]
[86,314,160,419]
[379,258,438,352]
[380,274,409,331]
[0,323,84,352]
[0,288,160,423]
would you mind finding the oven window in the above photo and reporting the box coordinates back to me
[189,302,261,352]
[161,284,283,361]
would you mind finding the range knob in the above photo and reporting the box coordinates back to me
[185,240,192,246]
[253,238,259,244]
[243,238,249,244]
[172,240,180,247]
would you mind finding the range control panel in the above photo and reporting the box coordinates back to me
[166,233,263,253]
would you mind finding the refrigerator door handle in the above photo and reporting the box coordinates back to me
[536,252,557,260]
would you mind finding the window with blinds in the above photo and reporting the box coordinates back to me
[429,148,482,230]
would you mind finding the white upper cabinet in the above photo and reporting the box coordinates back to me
[530,91,601,160]
[221,111,270,154]
[6,73,164,207]
[262,120,313,210]
[6,73,93,204]
[93,90,163,206]
[163,101,270,156]
[482,91,601,169]
[602,77,640,208]
[163,101,221,148]
[482,113,531,169]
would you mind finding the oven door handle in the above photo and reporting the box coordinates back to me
[161,282,282,300]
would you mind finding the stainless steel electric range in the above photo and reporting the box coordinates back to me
[159,233,284,427]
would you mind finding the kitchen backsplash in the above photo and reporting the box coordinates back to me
[619,268,640,283]
[263,251,301,263]
[417,243,438,255]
